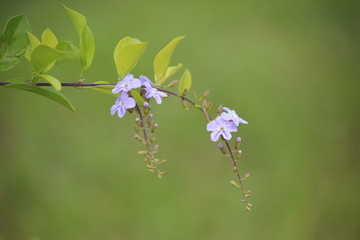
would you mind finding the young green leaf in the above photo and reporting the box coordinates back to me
[153,36,185,82]
[2,15,29,46]
[0,56,20,71]
[55,41,80,65]
[178,68,192,95]
[154,63,183,86]
[63,5,87,33]
[41,28,58,48]
[64,5,95,74]
[87,81,117,97]
[114,37,148,79]
[31,44,65,73]
[130,90,145,106]
[7,33,29,56]
[25,32,41,60]
[0,83,76,112]
[79,25,95,73]
[34,73,62,91]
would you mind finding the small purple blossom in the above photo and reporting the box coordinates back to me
[112,74,142,94]
[139,75,154,86]
[143,82,168,104]
[206,116,238,142]
[111,92,136,118]
[221,107,248,126]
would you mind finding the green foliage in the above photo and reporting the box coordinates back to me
[30,44,65,73]
[41,28,58,48]
[0,83,75,112]
[130,90,145,106]
[64,5,95,75]
[178,68,192,95]
[114,37,148,79]
[0,15,30,71]
[153,36,185,85]
[88,81,117,96]
[33,73,62,91]
[55,41,80,65]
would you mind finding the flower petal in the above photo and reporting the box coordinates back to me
[118,106,126,118]
[221,130,232,140]
[154,95,162,104]
[111,104,119,115]
[226,122,238,132]
[125,97,136,108]
[207,120,219,131]
[210,131,221,142]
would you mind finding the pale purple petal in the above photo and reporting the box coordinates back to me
[158,91,168,97]
[207,120,219,131]
[118,106,126,118]
[122,73,134,82]
[237,118,248,125]
[220,112,232,121]
[112,83,123,94]
[210,131,221,142]
[140,75,154,86]
[226,121,238,132]
[129,78,142,89]
[154,95,162,104]
[125,97,136,109]
[221,130,232,140]
[145,91,152,99]
[111,104,119,115]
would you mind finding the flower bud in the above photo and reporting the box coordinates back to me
[135,118,143,127]
[166,80,178,88]
[147,114,153,126]
[206,102,213,112]
[236,149,242,159]
[150,136,156,143]
[133,126,140,133]
[200,89,210,99]
[218,143,226,155]
[151,123,158,133]
[134,134,143,143]
[217,104,223,116]
[235,137,241,149]
[143,102,151,115]
[153,144,159,152]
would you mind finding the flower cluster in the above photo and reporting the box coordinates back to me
[206,107,248,142]
[110,74,168,118]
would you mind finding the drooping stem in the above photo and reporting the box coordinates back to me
[224,140,250,207]
[134,104,160,176]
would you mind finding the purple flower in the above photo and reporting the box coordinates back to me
[112,74,142,94]
[221,107,248,126]
[111,92,136,118]
[206,116,238,142]
[139,75,154,86]
[143,82,168,104]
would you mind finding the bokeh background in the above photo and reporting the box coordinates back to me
[1,0,359,239]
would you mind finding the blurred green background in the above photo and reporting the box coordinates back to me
[1,0,359,239]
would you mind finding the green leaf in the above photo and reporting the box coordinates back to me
[154,63,183,86]
[114,37,148,79]
[55,41,80,65]
[7,33,29,56]
[2,15,29,46]
[41,28,58,48]
[25,32,41,60]
[0,83,75,112]
[86,81,117,96]
[64,5,95,74]
[178,68,192,95]
[31,44,65,73]
[0,55,20,71]
[34,73,62,91]
[153,36,185,82]
[130,90,145,106]
[27,32,41,48]
[63,5,87,34]
[79,25,95,73]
